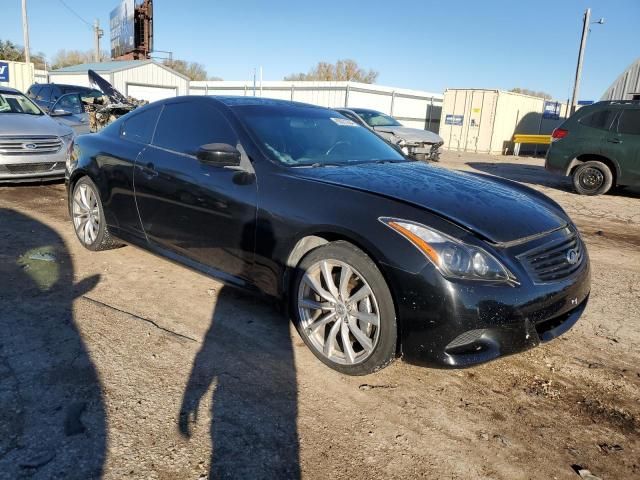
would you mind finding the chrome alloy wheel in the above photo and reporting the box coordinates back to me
[297,259,381,365]
[72,183,100,246]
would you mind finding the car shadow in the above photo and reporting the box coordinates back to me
[179,221,301,479]
[0,208,106,478]
[466,162,573,191]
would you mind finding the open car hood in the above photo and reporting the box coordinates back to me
[88,69,130,104]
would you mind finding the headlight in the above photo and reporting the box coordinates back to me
[60,133,74,144]
[380,218,515,282]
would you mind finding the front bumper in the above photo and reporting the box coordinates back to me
[384,246,591,368]
[0,151,67,182]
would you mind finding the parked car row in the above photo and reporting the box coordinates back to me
[65,95,591,374]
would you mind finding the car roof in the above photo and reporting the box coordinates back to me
[30,83,97,91]
[349,107,384,115]
[0,86,21,95]
[213,95,322,109]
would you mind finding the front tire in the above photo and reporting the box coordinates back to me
[71,176,121,251]
[292,241,397,375]
[572,161,613,195]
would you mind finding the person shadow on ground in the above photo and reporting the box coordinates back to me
[0,208,105,479]
[179,220,301,479]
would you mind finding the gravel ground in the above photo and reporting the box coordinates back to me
[0,151,638,480]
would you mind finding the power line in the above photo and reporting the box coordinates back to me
[57,0,93,29]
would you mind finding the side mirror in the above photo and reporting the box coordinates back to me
[50,109,73,117]
[196,143,241,167]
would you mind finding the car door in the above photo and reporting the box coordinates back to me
[100,105,163,242]
[609,108,640,186]
[35,85,51,111]
[134,99,257,281]
[50,93,90,135]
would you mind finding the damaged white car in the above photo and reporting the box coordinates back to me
[336,108,443,161]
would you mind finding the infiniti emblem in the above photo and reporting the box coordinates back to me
[566,248,579,265]
[23,143,37,150]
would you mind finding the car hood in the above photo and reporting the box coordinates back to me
[291,161,566,244]
[373,126,443,144]
[0,113,73,137]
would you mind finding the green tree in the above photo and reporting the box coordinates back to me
[0,39,47,69]
[285,59,378,83]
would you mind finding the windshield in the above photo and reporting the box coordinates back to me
[236,105,406,166]
[0,92,43,115]
[355,111,402,127]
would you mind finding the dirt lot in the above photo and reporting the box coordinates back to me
[0,152,638,480]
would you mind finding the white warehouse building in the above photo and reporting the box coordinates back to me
[42,60,443,131]
[190,81,443,132]
[48,60,190,102]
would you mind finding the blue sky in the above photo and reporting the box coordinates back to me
[3,0,638,100]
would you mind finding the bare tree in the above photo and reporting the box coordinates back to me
[51,49,109,69]
[510,88,552,100]
[162,59,218,81]
[285,59,378,83]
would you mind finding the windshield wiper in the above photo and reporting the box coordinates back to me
[293,162,342,168]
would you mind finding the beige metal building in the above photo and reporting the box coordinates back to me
[48,60,189,102]
[0,60,35,93]
[601,58,640,100]
[439,89,569,155]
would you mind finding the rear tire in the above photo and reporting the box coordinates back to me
[291,241,397,375]
[572,161,613,195]
[71,176,121,251]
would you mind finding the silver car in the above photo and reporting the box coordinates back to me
[0,87,74,182]
[336,108,444,161]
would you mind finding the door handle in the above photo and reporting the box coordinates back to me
[607,138,622,144]
[141,162,158,178]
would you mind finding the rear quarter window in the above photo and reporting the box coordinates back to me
[578,109,617,130]
[617,109,640,135]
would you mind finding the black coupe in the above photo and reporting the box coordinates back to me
[66,96,590,375]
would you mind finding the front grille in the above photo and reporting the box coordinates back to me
[1,162,62,174]
[0,136,63,155]
[518,229,585,283]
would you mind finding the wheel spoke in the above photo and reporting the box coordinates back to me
[303,273,335,303]
[348,285,371,304]
[339,265,352,300]
[323,319,342,357]
[320,261,339,298]
[80,185,90,210]
[83,220,92,244]
[348,317,373,351]
[341,320,356,363]
[299,299,334,311]
[354,310,379,327]
[308,312,337,334]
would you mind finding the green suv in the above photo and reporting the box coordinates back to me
[545,101,640,195]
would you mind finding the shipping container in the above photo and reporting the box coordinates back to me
[439,89,569,155]
[0,60,35,93]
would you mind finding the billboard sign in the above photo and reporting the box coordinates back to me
[445,114,464,126]
[0,62,9,82]
[542,101,561,120]
[110,0,135,58]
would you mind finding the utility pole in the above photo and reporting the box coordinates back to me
[21,0,31,64]
[570,8,591,115]
[94,19,104,62]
